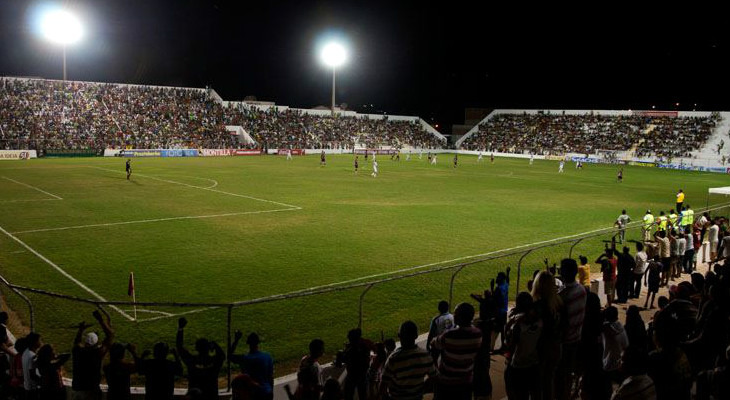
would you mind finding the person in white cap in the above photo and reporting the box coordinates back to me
[72,310,114,400]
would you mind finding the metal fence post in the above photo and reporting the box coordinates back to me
[227,305,233,392]
[1,286,35,331]
[358,284,375,330]
[569,238,584,259]
[448,265,467,308]
[515,249,533,297]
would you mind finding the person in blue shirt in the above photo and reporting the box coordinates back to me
[230,331,274,400]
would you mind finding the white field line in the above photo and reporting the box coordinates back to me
[89,166,300,209]
[0,224,134,321]
[135,306,219,323]
[10,207,299,234]
[2,177,63,200]
[0,198,61,204]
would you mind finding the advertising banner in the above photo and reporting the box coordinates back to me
[232,149,263,156]
[161,149,198,157]
[628,161,656,168]
[570,156,600,164]
[0,150,37,160]
[201,149,234,157]
[277,149,305,156]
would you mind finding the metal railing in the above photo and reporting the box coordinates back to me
[2,201,729,390]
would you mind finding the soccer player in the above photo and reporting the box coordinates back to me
[427,152,432,163]
[558,160,564,173]
[125,159,132,180]
[430,154,437,165]
[364,150,368,162]
[453,153,458,168]
[490,153,494,163]
[529,154,534,165]
[617,168,623,182]
[477,151,483,162]
[320,151,326,166]
[354,156,359,174]
[419,149,423,160]
[371,159,378,178]
[405,152,411,161]
[286,149,292,160]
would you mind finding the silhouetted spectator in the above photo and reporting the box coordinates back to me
[556,258,587,400]
[176,317,225,400]
[104,343,138,400]
[136,342,183,400]
[72,310,114,400]
[21,332,41,400]
[611,346,656,400]
[431,302,482,400]
[229,331,273,400]
[340,328,375,400]
[36,344,70,400]
[380,321,437,400]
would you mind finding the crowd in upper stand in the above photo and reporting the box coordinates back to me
[222,104,444,150]
[461,112,719,159]
[0,78,444,151]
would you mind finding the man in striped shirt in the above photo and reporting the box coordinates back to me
[431,302,482,400]
[556,258,587,400]
[380,321,438,400]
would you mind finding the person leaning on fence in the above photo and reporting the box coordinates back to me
[136,342,183,400]
[72,310,114,400]
[176,317,225,400]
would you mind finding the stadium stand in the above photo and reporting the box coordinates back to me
[459,111,719,159]
[0,77,445,152]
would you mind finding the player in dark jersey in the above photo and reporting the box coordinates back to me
[125,159,132,180]
[453,153,458,168]
[320,151,326,166]
[617,168,623,183]
[490,153,494,163]
[354,156,359,174]
[364,150,368,162]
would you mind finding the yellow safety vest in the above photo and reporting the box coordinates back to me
[658,216,668,231]
[669,213,678,227]
[643,214,654,229]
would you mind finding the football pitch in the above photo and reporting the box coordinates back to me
[0,155,727,369]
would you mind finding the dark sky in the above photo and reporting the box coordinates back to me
[1,0,729,133]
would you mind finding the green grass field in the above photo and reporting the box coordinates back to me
[0,154,727,373]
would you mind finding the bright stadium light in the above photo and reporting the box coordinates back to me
[320,42,348,115]
[40,8,83,80]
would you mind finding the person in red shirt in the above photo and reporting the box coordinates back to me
[596,239,618,307]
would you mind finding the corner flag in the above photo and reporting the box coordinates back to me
[128,272,135,296]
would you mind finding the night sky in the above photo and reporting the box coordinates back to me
[1,1,729,133]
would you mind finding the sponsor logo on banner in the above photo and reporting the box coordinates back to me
[120,150,162,157]
[657,163,697,171]
[201,149,234,157]
[277,149,305,156]
[233,149,263,156]
[161,149,198,157]
[545,155,566,161]
[354,149,397,155]
[628,161,656,168]
[570,156,600,164]
[119,149,198,157]
[0,150,37,160]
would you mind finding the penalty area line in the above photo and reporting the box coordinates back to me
[2,177,63,200]
[10,207,300,235]
[89,166,301,210]
[0,224,134,321]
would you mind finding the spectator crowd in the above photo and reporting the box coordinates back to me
[461,112,719,160]
[0,78,444,152]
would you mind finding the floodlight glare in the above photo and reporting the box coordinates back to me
[321,43,347,68]
[41,9,83,45]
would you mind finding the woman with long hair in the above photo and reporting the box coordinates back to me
[531,271,564,400]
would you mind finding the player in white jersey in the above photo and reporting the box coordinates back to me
[559,160,564,173]
[286,149,292,160]
[529,154,534,165]
[371,160,379,177]
[477,151,483,162]
[419,149,423,160]
[406,152,411,161]
[431,154,437,165]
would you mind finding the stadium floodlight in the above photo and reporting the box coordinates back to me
[40,8,83,80]
[320,42,348,115]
